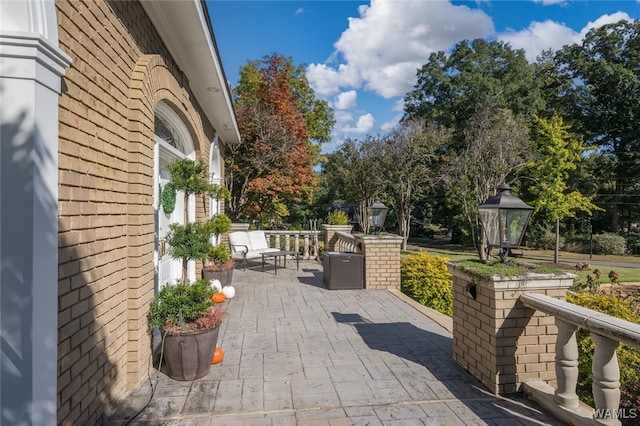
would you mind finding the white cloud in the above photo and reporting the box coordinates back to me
[306,0,494,99]
[334,90,357,110]
[380,114,402,132]
[499,20,577,62]
[391,98,405,113]
[499,12,633,62]
[330,112,376,142]
[306,63,361,97]
[581,12,633,36]
[349,113,375,134]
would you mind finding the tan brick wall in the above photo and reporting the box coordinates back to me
[357,235,403,290]
[56,1,222,424]
[448,265,574,394]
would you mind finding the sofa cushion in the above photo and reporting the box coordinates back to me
[228,231,250,252]
[247,231,270,250]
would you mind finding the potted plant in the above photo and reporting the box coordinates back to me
[202,213,234,286]
[149,279,224,380]
[322,210,353,252]
[151,158,231,380]
[325,209,350,225]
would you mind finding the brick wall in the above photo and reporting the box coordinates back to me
[56,1,219,424]
[358,235,403,290]
[447,264,575,394]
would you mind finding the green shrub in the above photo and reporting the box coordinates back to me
[325,210,350,225]
[148,279,215,329]
[567,292,640,412]
[401,251,453,316]
[592,232,626,255]
[530,232,564,250]
[626,231,640,255]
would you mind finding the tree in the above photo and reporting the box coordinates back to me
[165,159,230,280]
[527,115,602,263]
[381,120,449,249]
[555,20,640,232]
[226,53,334,222]
[322,137,387,232]
[446,105,533,260]
[404,39,544,150]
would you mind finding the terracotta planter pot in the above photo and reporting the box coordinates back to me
[202,266,234,287]
[161,326,219,381]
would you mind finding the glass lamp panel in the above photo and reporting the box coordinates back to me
[504,209,531,246]
[478,209,500,246]
[370,209,388,228]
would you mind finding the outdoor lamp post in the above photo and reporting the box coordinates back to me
[478,183,533,262]
[368,197,389,234]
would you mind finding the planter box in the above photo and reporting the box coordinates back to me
[162,326,219,381]
[203,267,233,287]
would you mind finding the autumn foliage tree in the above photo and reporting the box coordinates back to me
[226,53,334,222]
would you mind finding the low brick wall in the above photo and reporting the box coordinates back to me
[358,235,403,290]
[447,263,575,394]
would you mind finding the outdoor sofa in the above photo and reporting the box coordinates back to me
[228,230,280,270]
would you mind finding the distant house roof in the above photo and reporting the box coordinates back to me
[140,0,241,147]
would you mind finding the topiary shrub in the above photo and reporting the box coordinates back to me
[592,232,627,255]
[401,251,452,316]
[566,292,640,414]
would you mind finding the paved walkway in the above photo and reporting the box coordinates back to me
[108,260,565,425]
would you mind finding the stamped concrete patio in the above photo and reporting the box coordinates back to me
[107,259,565,425]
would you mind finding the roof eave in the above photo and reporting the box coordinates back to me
[140,0,241,147]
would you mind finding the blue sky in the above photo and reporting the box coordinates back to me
[207,0,640,153]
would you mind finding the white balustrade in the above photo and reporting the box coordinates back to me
[520,292,640,426]
[334,231,358,253]
[263,230,320,260]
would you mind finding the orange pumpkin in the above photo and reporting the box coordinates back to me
[211,292,226,303]
[212,347,224,364]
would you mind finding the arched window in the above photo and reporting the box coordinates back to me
[155,114,185,153]
[154,101,194,157]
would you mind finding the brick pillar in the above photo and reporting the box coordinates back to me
[446,263,575,394]
[322,224,353,251]
[356,234,403,290]
[230,223,250,232]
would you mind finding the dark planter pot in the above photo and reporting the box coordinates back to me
[161,326,219,381]
[203,266,234,287]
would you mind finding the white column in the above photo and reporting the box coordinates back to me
[0,1,71,425]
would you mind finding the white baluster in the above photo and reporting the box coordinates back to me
[302,234,309,259]
[554,319,580,409]
[591,333,621,426]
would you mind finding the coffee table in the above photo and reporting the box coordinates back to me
[261,250,299,274]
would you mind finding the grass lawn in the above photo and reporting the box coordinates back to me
[404,238,640,284]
